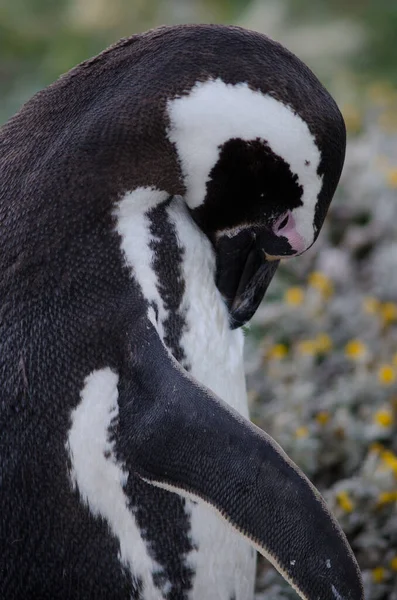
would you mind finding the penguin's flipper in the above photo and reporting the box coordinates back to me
[118,316,363,600]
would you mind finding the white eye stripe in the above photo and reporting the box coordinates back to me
[167,78,323,248]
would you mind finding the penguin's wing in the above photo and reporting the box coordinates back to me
[117,316,363,600]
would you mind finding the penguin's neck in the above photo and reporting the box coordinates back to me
[114,188,248,417]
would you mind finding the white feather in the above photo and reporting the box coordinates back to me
[167,78,322,248]
[167,197,256,600]
[114,186,170,338]
[66,367,163,598]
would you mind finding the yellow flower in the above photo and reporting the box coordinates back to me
[373,409,394,427]
[308,271,334,298]
[378,365,396,386]
[380,302,397,325]
[315,333,333,353]
[369,442,384,455]
[316,411,330,425]
[267,344,288,360]
[336,491,354,513]
[295,426,309,439]
[390,556,397,571]
[362,296,380,315]
[285,286,304,306]
[344,339,367,360]
[297,334,332,356]
[372,567,386,583]
[297,340,318,356]
[377,491,397,507]
[342,104,362,134]
[380,450,397,476]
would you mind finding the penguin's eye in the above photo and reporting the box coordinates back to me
[276,215,289,231]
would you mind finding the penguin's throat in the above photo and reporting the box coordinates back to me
[114,188,247,415]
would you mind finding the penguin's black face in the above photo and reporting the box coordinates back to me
[193,137,307,328]
[167,78,345,328]
[194,138,304,247]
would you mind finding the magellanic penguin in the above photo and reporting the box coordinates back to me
[0,24,363,600]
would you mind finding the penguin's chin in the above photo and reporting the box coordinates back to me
[215,229,280,329]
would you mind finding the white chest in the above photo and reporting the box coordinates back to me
[166,198,248,416]
[166,199,256,600]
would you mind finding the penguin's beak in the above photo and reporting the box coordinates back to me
[215,229,280,329]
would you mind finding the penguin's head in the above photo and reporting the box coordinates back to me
[7,24,344,330]
[164,28,346,327]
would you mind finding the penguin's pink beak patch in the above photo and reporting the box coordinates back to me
[272,210,306,256]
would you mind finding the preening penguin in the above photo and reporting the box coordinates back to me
[0,24,363,600]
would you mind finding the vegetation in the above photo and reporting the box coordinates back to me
[2,2,396,598]
[1,0,396,123]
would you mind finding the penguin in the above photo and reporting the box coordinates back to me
[0,24,363,600]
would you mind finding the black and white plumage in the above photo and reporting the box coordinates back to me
[0,24,362,600]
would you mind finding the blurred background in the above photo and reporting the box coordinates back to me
[1,1,396,598]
